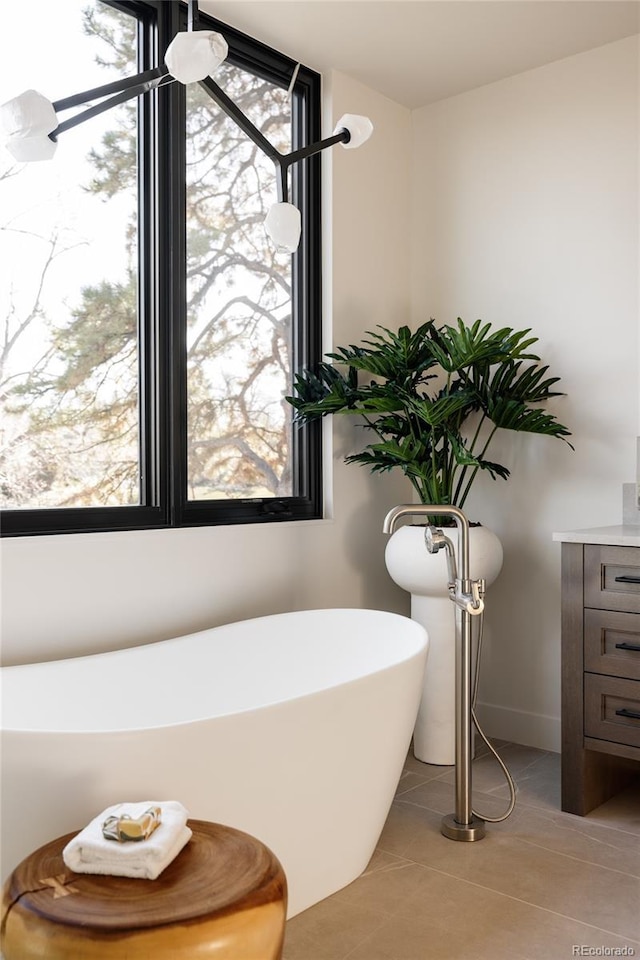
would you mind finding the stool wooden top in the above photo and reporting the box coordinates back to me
[2,819,286,933]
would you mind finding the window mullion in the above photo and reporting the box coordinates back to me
[155,1,187,527]
[137,5,155,510]
[291,69,322,510]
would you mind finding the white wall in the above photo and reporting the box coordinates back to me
[412,37,639,749]
[0,72,413,667]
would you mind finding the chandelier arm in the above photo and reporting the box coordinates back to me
[52,71,169,139]
[198,75,282,164]
[52,66,169,114]
[282,129,350,168]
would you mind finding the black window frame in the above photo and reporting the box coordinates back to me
[1,0,322,537]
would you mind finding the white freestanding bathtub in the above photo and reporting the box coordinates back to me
[1,608,428,917]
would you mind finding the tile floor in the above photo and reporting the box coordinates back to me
[282,741,640,960]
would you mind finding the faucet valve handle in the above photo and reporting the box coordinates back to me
[465,579,484,615]
[466,596,485,615]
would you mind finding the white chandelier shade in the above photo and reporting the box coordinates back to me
[1,89,59,161]
[333,114,374,150]
[164,30,228,84]
[264,202,302,252]
[0,1,373,250]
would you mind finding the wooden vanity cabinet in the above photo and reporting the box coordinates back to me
[561,542,640,815]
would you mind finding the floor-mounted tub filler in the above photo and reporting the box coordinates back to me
[384,504,517,841]
[0,608,428,917]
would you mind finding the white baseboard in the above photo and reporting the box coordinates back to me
[475,701,561,753]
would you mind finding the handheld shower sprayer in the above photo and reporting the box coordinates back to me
[424,525,456,578]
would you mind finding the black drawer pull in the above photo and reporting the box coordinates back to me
[615,708,640,721]
[615,642,640,652]
[614,575,640,584]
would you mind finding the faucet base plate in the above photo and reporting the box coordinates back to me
[440,813,486,842]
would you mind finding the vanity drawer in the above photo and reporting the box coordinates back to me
[584,674,640,748]
[584,609,640,680]
[584,545,640,613]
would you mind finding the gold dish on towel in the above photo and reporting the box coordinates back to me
[102,806,162,842]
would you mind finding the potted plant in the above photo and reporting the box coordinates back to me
[286,317,571,516]
[286,318,572,763]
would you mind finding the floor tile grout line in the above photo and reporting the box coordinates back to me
[396,779,441,797]
[315,909,390,960]
[513,835,640,880]
[543,807,640,842]
[340,915,395,960]
[512,805,640,847]
[574,820,640,841]
[519,824,640,864]
[360,859,420,879]
[371,852,640,948]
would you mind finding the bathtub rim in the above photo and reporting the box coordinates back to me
[1,608,428,736]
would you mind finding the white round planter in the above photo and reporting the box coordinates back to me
[385,523,503,765]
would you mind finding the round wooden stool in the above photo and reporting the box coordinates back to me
[0,819,287,960]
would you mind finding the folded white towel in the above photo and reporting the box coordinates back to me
[62,801,192,880]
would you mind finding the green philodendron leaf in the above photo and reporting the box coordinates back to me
[362,413,413,437]
[327,322,439,384]
[476,459,511,481]
[474,360,564,404]
[487,397,573,444]
[353,396,404,413]
[368,440,415,462]
[446,430,480,467]
[431,319,541,373]
[404,390,476,427]
[286,361,366,419]
[346,449,404,473]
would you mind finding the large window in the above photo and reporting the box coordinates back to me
[0,0,322,536]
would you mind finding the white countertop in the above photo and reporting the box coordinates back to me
[553,525,640,547]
